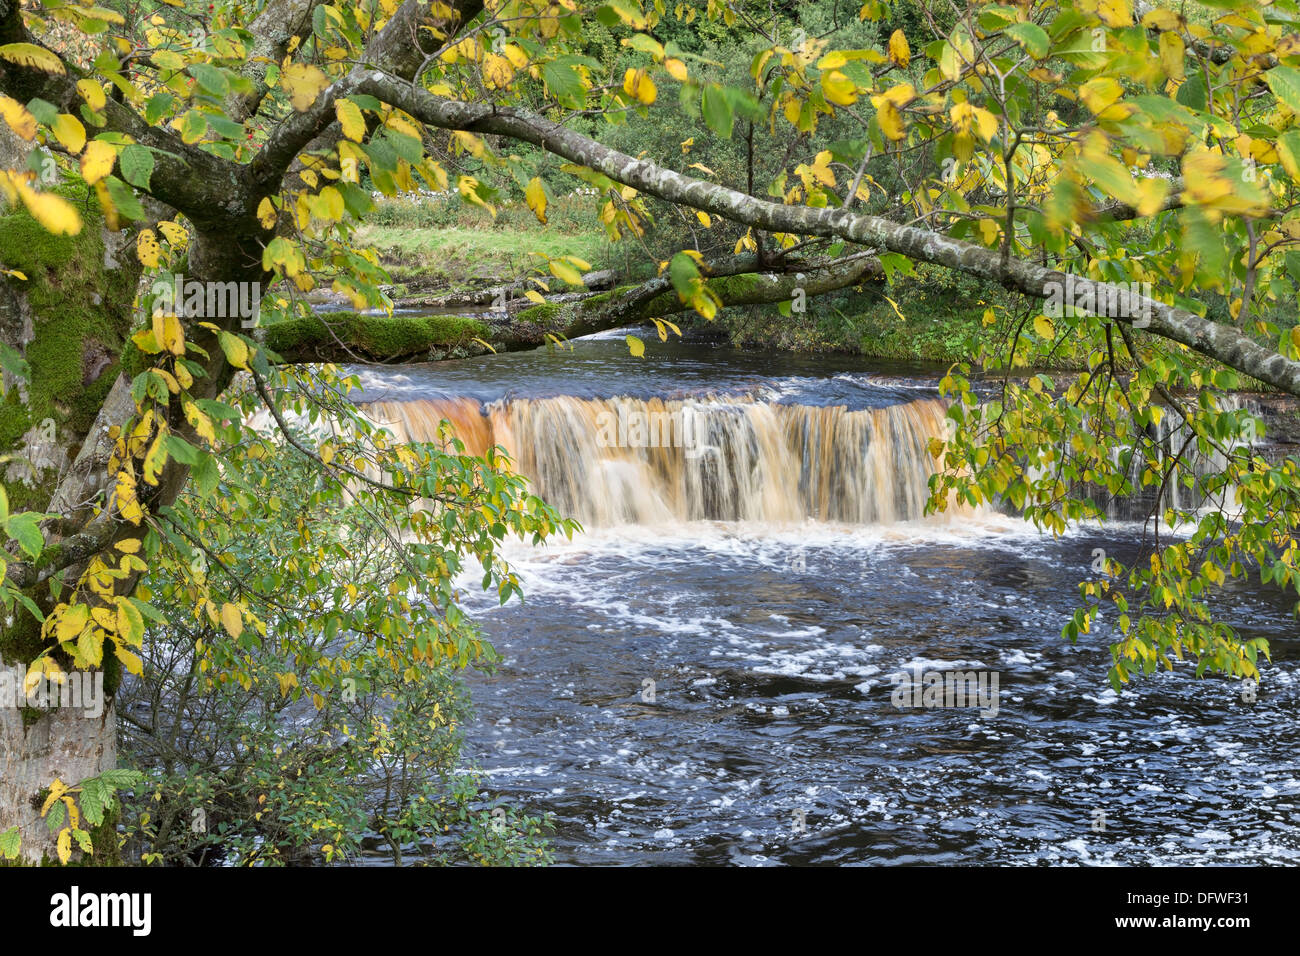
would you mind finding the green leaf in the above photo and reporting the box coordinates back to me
[667,251,700,296]
[164,435,202,465]
[97,769,144,788]
[701,84,734,138]
[79,777,106,826]
[118,144,153,190]
[1004,22,1050,59]
[187,63,229,98]
[5,511,44,558]
[1268,66,1300,113]
[191,451,219,498]
[24,97,57,126]
[103,175,145,220]
[143,92,174,125]
[1276,130,1300,181]
[0,826,19,859]
[541,57,588,109]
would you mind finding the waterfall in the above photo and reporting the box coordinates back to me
[362,395,955,527]
[1076,394,1257,521]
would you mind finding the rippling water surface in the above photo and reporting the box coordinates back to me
[366,336,1300,865]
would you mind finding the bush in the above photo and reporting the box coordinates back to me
[115,377,566,866]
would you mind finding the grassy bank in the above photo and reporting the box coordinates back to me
[354,200,1054,368]
[716,262,1008,365]
[355,194,622,294]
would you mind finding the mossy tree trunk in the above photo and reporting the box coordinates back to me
[1,121,136,863]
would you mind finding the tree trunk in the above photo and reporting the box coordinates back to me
[0,658,117,864]
[2,114,138,864]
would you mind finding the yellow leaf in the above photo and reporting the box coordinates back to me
[17,184,81,235]
[56,828,71,865]
[696,210,711,228]
[280,63,329,112]
[809,150,836,186]
[821,70,859,107]
[971,106,998,142]
[1078,77,1122,115]
[1135,177,1170,217]
[161,313,184,355]
[184,400,216,444]
[418,158,448,191]
[218,331,250,368]
[316,185,344,221]
[257,196,277,229]
[79,139,115,185]
[457,175,495,216]
[524,289,546,304]
[115,470,142,524]
[623,68,657,105]
[1097,0,1133,28]
[56,603,89,644]
[1159,32,1185,82]
[1034,314,1056,340]
[625,334,646,357]
[548,258,584,286]
[76,79,106,111]
[0,43,65,74]
[875,98,905,140]
[0,95,36,140]
[41,779,69,817]
[665,58,688,82]
[335,99,366,142]
[888,30,911,67]
[1141,9,1181,30]
[220,602,244,639]
[483,53,515,88]
[51,114,86,154]
[137,228,161,268]
[157,220,188,247]
[114,644,142,674]
[525,176,548,224]
[502,43,530,70]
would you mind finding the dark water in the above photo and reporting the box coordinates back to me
[349,330,947,409]
[375,335,1300,865]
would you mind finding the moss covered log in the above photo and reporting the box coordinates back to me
[263,311,489,363]
[271,256,885,362]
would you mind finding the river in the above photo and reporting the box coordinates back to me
[354,332,1300,865]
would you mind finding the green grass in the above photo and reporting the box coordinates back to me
[353,193,620,294]
[356,224,613,290]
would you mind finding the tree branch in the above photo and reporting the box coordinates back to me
[336,75,1300,398]
[264,252,882,362]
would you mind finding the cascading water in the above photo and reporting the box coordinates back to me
[1069,394,1257,521]
[348,337,1298,866]
[362,394,956,526]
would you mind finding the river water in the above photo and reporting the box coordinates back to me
[355,334,1300,866]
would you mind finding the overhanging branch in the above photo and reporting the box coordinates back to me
[340,74,1300,399]
[264,252,882,363]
